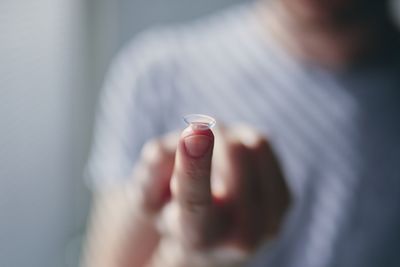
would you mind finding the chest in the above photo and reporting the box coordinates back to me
[172,68,400,199]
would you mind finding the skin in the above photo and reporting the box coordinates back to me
[82,0,397,266]
[259,0,395,68]
[83,126,290,267]
[280,0,388,25]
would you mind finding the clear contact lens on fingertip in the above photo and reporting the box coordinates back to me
[183,114,216,130]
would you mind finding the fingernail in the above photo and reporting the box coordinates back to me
[184,135,212,158]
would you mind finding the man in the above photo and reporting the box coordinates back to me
[83,0,400,266]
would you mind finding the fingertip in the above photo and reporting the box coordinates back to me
[141,139,165,165]
[181,126,214,139]
[180,126,214,159]
[231,124,266,149]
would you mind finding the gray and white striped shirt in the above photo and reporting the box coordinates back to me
[87,3,400,267]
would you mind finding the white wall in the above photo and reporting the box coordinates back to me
[0,0,90,266]
[0,1,245,266]
[2,0,397,266]
[88,0,247,98]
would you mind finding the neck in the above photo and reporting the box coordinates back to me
[258,0,396,68]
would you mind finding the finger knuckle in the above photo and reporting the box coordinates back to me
[254,137,269,151]
[141,138,164,163]
[186,194,211,212]
[183,163,209,181]
[181,193,210,211]
[161,131,179,150]
[136,187,162,214]
[186,231,209,249]
[181,221,210,249]
[229,140,248,155]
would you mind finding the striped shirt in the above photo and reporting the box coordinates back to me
[86,3,400,267]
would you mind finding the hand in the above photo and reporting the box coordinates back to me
[119,125,291,267]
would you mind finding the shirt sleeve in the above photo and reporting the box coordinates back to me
[85,29,177,190]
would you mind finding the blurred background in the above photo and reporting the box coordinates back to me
[0,0,399,266]
[0,0,245,266]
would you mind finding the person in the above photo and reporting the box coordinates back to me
[82,0,400,266]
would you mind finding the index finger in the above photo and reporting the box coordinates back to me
[171,126,214,247]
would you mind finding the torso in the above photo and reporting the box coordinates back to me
[155,4,400,266]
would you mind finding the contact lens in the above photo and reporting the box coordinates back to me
[183,114,216,130]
